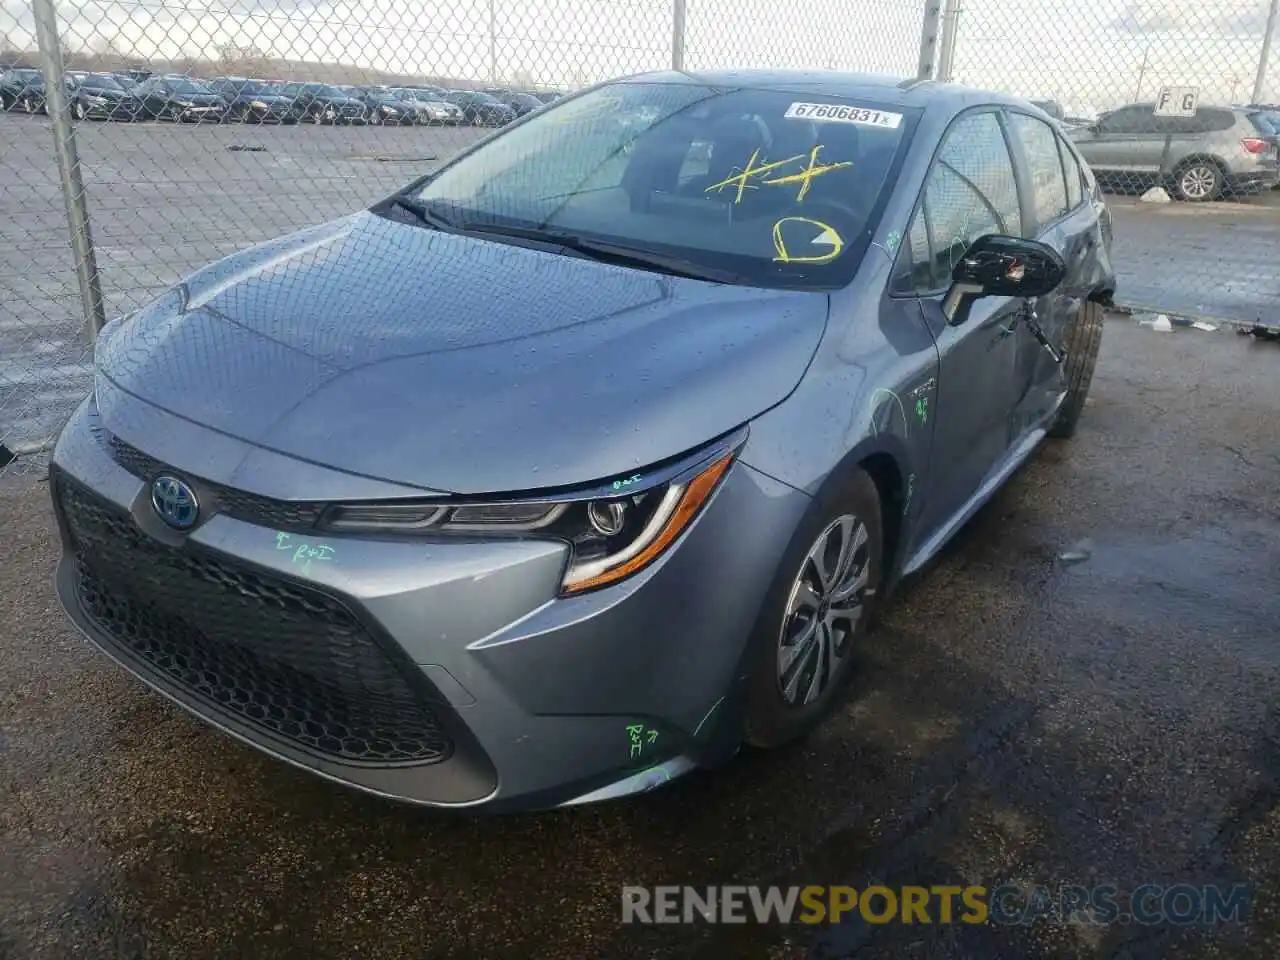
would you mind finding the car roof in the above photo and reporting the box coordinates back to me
[616,69,1029,113]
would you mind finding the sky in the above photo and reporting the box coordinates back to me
[1,0,1276,108]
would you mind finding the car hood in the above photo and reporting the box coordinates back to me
[246,94,293,106]
[82,86,130,98]
[172,93,225,105]
[95,212,829,495]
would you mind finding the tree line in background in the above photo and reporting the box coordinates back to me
[0,34,561,92]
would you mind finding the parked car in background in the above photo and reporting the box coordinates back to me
[49,70,1114,813]
[532,90,562,104]
[1070,103,1279,201]
[1,68,51,113]
[277,82,368,124]
[482,88,546,117]
[345,85,416,125]
[67,72,145,121]
[131,75,230,123]
[384,87,463,125]
[439,89,516,126]
[208,77,301,123]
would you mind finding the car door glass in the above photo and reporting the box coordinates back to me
[893,111,1018,293]
[1058,136,1083,209]
[1098,106,1147,134]
[1009,113,1069,227]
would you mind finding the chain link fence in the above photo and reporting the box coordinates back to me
[1,0,1277,480]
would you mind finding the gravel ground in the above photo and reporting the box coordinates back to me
[1,317,1278,958]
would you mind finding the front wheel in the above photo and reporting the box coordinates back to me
[1048,299,1105,439]
[744,467,883,749]
[1173,160,1224,202]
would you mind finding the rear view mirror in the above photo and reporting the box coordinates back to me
[943,234,1066,325]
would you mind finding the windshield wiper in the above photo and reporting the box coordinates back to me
[386,195,461,232]
[457,222,743,284]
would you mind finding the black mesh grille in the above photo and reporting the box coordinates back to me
[93,423,327,532]
[56,473,452,766]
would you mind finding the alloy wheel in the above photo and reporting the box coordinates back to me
[776,514,870,706]
[1179,164,1218,200]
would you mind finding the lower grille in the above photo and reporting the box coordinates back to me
[56,473,452,766]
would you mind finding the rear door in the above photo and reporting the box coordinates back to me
[1078,105,1164,175]
[890,109,1028,540]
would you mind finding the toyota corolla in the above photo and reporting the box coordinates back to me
[50,70,1115,813]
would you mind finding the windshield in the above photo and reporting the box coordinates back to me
[7,69,42,83]
[302,83,343,97]
[390,89,423,100]
[163,78,215,95]
[406,81,912,289]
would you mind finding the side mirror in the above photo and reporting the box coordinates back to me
[943,234,1066,325]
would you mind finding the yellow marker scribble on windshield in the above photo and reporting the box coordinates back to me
[761,145,854,202]
[704,149,805,204]
[772,217,844,264]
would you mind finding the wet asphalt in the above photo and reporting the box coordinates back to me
[1,317,1278,959]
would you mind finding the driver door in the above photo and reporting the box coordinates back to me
[891,109,1028,541]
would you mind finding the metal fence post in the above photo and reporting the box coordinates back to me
[672,0,687,72]
[31,0,106,341]
[1252,0,1279,104]
[915,0,944,80]
[936,0,963,83]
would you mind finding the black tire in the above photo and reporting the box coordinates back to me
[1048,299,1104,439]
[1172,159,1224,202]
[743,466,883,749]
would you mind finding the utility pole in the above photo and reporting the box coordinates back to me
[1252,0,1279,104]
[1133,45,1149,102]
[487,0,497,84]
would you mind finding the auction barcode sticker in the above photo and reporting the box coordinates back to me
[784,103,903,128]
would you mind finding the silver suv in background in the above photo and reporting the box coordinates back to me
[1069,103,1279,201]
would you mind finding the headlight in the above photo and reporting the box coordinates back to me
[249,99,269,110]
[317,432,744,594]
[85,95,107,104]
[175,100,194,107]
[380,104,398,114]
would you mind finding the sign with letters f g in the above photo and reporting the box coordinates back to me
[1154,86,1200,118]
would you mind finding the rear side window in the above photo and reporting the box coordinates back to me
[1057,136,1083,209]
[1097,106,1152,134]
[893,110,1022,294]
[1008,112,1069,227]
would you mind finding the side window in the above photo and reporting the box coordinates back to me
[1058,136,1083,209]
[1097,106,1149,134]
[893,111,1021,294]
[1009,112,1069,227]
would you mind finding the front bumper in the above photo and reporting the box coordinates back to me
[49,396,809,812]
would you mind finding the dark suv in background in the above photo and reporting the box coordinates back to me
[131,75,230,123]
[1,68,55,113]
[440,89,516,126]
[277,82,368,124]
[1070,103,1280,201]
[482,88,546,118]
[68,72,144,121]
[208,78,301,123]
